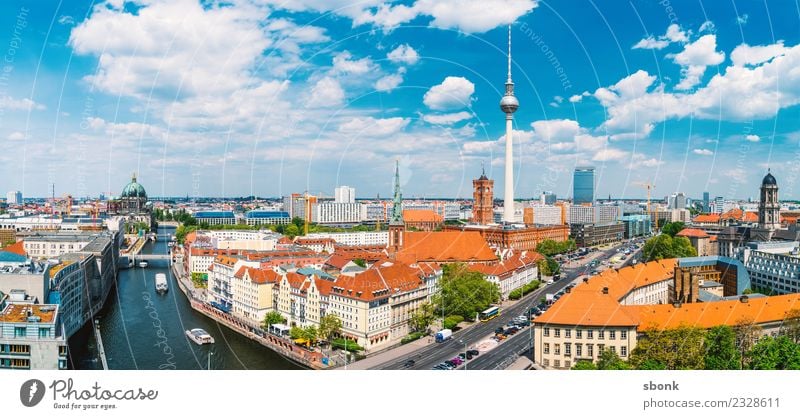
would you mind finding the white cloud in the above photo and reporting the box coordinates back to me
[737,14,749,25]
[568,94,583,103]
[632,24,688,50]
[351,3,419,30]
[58,15,75,25]
[387,44,419,65]
[531,119,580,142]
[731,42,788,66]
[414,0,538,33]
[693,148,714,156]
[422,111,472,125]
[592,148,628,162]
[699,21,715,33]
[0,96,46,111]
[374,72,404,92]
[423,76,475,110]
[7,131,26,141]
[308,77,345,107]
[745,134,760,142]
[339,117,409,137]
[671,34,725,90]
[332,51,374,75]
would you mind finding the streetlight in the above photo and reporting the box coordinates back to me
[460,339,467,371]
[207,351,213,370]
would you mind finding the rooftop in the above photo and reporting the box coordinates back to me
[0,303,57,324]
[195,211,235,218]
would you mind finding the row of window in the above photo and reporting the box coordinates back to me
[543,328,628,340]
[542,343,628,361]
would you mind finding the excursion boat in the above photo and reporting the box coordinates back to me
[186,328,215,345]
[138,261,149,268]
[155,273,168,293]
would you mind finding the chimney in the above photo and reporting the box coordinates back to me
[583,277,589,283]
[740,295,749,303]
[602,287,608,295]
[673,301,682,308]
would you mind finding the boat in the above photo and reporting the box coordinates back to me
[155,273,168,293]
[139,261,148,268]
[186,328,215,345]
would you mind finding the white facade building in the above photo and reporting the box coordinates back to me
[5,191,22,205]
[529,204,563,225]
[334,186,356,203]
[312,202,362,224]
[305,231,389,246]
[738,241,800,294]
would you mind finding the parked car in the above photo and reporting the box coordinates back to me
[467,349,479,356]
[403,359,415,368]
[495,327,505,334]
[450,358,463,366]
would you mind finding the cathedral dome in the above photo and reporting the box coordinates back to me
[762,172,777,186]
[121,175,147,199]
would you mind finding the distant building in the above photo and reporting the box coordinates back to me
[311,202,361,225]
[245,211,291,226]
[0,301,68,370]
[712,196,724,214]
[445,224,569,252]
[525,204,565,226]
[703,192,710,213]
[570,223,625,247]
[620,215,651,238]
[194,211,236,226]
[568,205,620,226]
[540,191,557,205]
[334,186,355,204]
[668,193,687,209]
[472,169,494,225]
[676,228,718,257]
[573,167,595,204]
[403,209,443,231]
[738,241,800,294]
[5,191,22,205]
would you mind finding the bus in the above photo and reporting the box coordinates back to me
[480,306,501,322]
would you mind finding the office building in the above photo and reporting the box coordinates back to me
[703,192,710,213]
[540,191,557,205]
[573,167,595,204]
[245,211,291,226]
[334,186,356,204]
[194,211,236,226]
[312,202,361,225]
[0,301,68,370]
[5,191,22,205]
[620,215,651,238]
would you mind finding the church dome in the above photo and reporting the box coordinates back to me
[762,171,777,186]
[121,174,147,199]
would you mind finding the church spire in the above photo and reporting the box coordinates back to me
[390,160,403,225]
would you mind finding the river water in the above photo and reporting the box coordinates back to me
[69,226,300,370]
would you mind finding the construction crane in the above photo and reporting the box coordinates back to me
[634,181,658,231]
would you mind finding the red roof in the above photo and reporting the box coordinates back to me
[402,209,443,223]
[234,266,281,284]
[332,262,426,302]
[470,251,543,278]
[693,214,720,223]
[395,231,497,264]
[676,228,710,238]
[1,241,25,256]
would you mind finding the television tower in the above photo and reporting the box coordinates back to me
[500,25,519,223]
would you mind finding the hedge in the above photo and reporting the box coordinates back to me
[331,338,364,352]
[443,315,465,330]
[401,331,426,345]
[508,281,541,300]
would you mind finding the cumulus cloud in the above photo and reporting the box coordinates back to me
[387,44,419,65]
[671,34,725,90]
[731,42,788,66]
[422,111,472,125]
[374,72,404,92]
[693,148,714,156]
[332,51,374,75]
[632,24,688,50]
[0,96,46,111]
[745,134,760,142]
[413,0,538,33]
[308,77,345,107]
[7,131,26,141]
[339,116,409,137]
[423,76,475,111]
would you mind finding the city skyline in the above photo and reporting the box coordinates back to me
[2,1,800,200]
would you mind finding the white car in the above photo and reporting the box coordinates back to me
[546,279,554,285]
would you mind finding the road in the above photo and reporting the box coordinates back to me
[375,241,640,370]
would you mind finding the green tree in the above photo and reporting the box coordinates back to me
[433,263,500,320]
[262,311,286,330]
[661,221,685,237]
[734,318,762,369]
[284,224,300,238]
[630,326,706,370]
[596,348,629,370]
[409,302,436,332]
[672,236,698,257]
[302,325,318,346]
[537,257,560,276]
[318,314,342,342]
[571,360,597,370]
[637,359,667,370]
[747,335,800,369]
[642,234,697,261]
[289,326,304,340]
[781,309,800,344]
[704,325,741,369]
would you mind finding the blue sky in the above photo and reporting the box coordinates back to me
[1,0,800,201]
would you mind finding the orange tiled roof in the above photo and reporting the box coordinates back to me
[395,231,497,264]
[214,255,238,267]
[470,251,543,278]
[332,262,426,301]
[1,240,25,256]
[324,253,352,270]
[234,266,281,284]
[693,214,720,223]
[743,211,758,223]
[402,209,443,223]
[676,228,710,238]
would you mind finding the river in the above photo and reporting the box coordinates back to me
[69,226,300,370]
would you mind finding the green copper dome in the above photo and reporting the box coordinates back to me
[121,174,147,199]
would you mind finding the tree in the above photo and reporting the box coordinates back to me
[630,326,706,370]
[262,312,286,330]
[536,239,576,257]
[433,263,500,320]
[704,325,741,370]
[734,318,762,369]
[747,335,800,370]
[637,359,666,370]
[318,314,342,342]
[661,221,685,237]
[302,325,319,345]
[571,360,597,370]
[284,224,300,238]
[596,348,629,370]
[672,236,697,257]
[781,309,800,344]
[409,302,435,332]
[642,234,697,261]
[537,257,560,276]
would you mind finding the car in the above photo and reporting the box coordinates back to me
[546,279,554,285]
[466,353,473,360]
[403,359,415,368]
[451,358,463,366]
[495,327,505,334]
[458,353,467,360]
[467,349,479,356]
[444,361,456,368]
[432,365,446,370]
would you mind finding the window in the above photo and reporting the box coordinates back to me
[610,346,616,354]
[587,344,594,358]
[621,330,627,339]
[14,327,25,338]
[576,329,582,339]
[598,344,605,353]
[554,329,561,338]
[544,343,550,354]
[621,346,627,357]
[565,343,571,356]
[543,358,549,367]
[39,328,49,338]
[587,330,593,339]
[554,359,560,368]
[555,344,561,355]
[565,329,571,338]
[576,344,582,357]
[609,330,616,340]
[544,328,550,337]
[598,330,604,340]
[565,360,571,368]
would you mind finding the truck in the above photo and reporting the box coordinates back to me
[435,329,453,343]
[545,293,555,304]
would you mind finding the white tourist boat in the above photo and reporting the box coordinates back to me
[186,328,215,345]
[138,260,148,268]
[155,273,168,293]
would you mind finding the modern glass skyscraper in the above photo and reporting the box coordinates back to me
[573,167,595,204]
[703,192,710,212]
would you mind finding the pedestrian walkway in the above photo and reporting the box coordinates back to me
[338,336,433,369]
[504,356,533,370]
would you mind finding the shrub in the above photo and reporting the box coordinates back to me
[443,315,464,330]
[401,331,426,345]
[331,338,364,352]
[508,281,541,300]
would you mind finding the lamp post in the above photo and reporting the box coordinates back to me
[460,339,467,371]
[207,351,213,370]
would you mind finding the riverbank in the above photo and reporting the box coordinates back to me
[170,260,325,370]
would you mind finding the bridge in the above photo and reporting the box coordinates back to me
[131,254,172,261]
